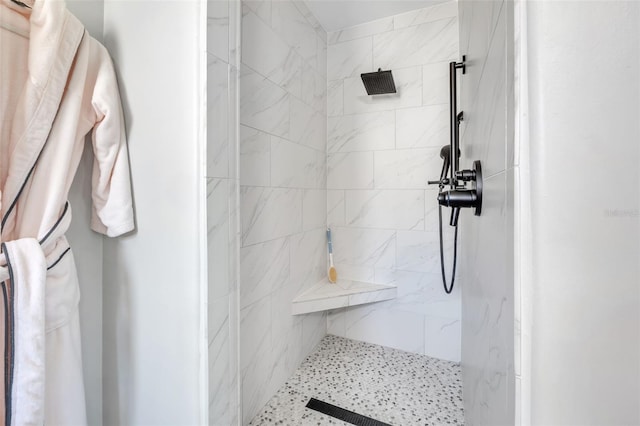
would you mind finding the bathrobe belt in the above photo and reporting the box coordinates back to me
[0,201,72,281]
[0,202,72,426]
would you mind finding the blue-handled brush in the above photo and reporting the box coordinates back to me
[327,228,337,283]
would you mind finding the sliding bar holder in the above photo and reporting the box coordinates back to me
[449,56,465,187]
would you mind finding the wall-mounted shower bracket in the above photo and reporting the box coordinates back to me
[455,55,466,74]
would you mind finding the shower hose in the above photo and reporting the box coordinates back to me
[438,205,458,294]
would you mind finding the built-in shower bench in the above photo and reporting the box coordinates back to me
[291,279,397,315]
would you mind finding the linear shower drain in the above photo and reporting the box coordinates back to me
[305,398,392,426]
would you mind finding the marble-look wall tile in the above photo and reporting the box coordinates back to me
[334,264,377,283]
[425,315,461,362]
[208,55,229,178]
[301,62,327,113]
[240,186,302,245]
[208,0,230,61]
[331,227,396,269]
[242,7,301,94]
[271,136,323,188]
[228,64,239,175]
[343,66,422,114]
[458,2,514,415]
[269,284,304,394]
[345,190,425,230]
[271,0,317,67]
[243,0,271,22]
[344,301,425,354]
[240,237,290,309]
[395,230,454,274]
[374,269,460,319]
[458,0,503,111]
[228,24,242,425]
[327,190,345,227]
[240,125,270,186]
[208,178,230,300]
[290,97,325,151]
[394,1,458,30]
[290,229,326,288]
[328,111,395,153]
[422,61,450,106]
[317,35,327,77]
[303,189,327,231]
[460,96,513,425]
[240,297,273,423]
[328,37,373,81]
[317,153,327,190]
[240,66,290,138]
[302,311,327,355]
[326,309,346,336]
[239,2,328,421]
[327,80,344,117]
[208,296,231,423]
[461,11,507,178]
[292,0,323,37]
[373,18,458,70]
[209,1,240,425]
[228,0,241,68]
[396,104,449,149]
[327,152,374,189]
[328,16,394,45]
[374,148,442,189]
[424,189,442,233]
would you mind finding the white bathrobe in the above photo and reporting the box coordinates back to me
[0,0,134,424]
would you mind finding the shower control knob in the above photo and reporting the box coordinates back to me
[455,169,476,182]
[438,190,478,209]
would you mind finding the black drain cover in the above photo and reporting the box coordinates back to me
[305,398,392,426]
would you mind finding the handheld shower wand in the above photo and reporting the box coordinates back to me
[438,145,452,185]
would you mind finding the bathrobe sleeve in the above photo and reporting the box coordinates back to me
[89,43,135,237]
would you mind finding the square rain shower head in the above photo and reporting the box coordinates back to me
[361,69,396,95]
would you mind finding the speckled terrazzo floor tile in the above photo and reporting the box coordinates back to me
[300,409,350,425]
[363,383,464,426]
[249,335,464,426]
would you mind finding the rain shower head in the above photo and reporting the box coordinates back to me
[361,69,396,95]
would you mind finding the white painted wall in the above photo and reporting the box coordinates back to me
[101,2,206,424]
[65,2,104,424]
[325,1,462,362]
[519,1,640,424]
